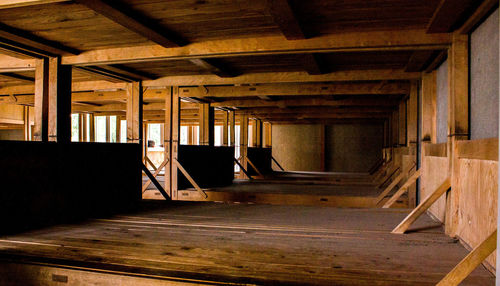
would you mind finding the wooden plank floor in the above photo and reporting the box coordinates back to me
[143,172,406,207]
[0,202,494,285]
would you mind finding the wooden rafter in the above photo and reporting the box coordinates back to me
[458,0,499,34]
[0,72,34,83]
[405,50,442,72]
[267,0,305,40]
[302,54,327,75]
[0,22,80,56]
[0,0,68,9]
[427,0,479,33]
[211,97,400,108]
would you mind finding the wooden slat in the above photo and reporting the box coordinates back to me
[125,82,143,144]
[382,169,422,208]
[456,138,498,161]
[424,142,448,157]
[33,58,48,142]
[391,177,451,234]
[142,158,169,194]
[437,230,497,285]
[142,164,170,200]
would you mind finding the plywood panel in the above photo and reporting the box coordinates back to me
[421,156,448,222]
[456,158,498,270]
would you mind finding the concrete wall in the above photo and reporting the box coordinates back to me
[325,123,384,173]
[436,59,449,143]
[272,123,383,173]
[470,9,499,140]
[272,124,323,171]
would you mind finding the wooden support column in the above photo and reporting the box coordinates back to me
[256,119,262,148]
[23,106,30,141]
[81,114,88,142]
[187,125,193,145]
[171,87,180,199]
[229,111,235,146]
[239,114,249,179]
[222,111,228,146]
[48,57,72,143]
[116,116,121,143]
[251,119,257,147]
[421,71,437,143]
[105,116,111,143]
[164,87,172,197]
[126,82,143,145]
[265,122,272,147]
[445,33,469,237]
[143,122,148,158]
[391,110,398,147]
[33,58,49,142]
[407,81,418,207]
[78,114,85,142]
[89,113,95,142]
[398,100,407,146]
[199,103,214,146]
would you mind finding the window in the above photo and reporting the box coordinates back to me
[71,114,79,142]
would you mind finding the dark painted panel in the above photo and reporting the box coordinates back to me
[177,145,234,190]
[247,147,273,175]
[0,141,142,234]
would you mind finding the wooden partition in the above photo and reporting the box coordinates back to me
[247,147,273,176]
[0,141,142,234]
[421,142,448,222]
[177,145,234,190]
[453,138,498,270]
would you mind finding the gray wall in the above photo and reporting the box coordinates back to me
[325,123,383,173]
[436,59,449,143]
[272,124,323,171]
[471,9,499,140]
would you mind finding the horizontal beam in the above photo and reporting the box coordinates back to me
[211,97,400,108]
[0,55,35,72]
[0,0,68,9]
[62,30,451,66]
[238,106,394,115]
[179,82,409,98]
[144,70,420,86]
[0,81,127,95]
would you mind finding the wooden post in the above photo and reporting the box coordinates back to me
[33,58,49,142]
[229,111,235,146]
[82,114,88,142]
[239,114,249,179]
[126,82,143,145]
[105,116,111,143]
[164,87,172,197]
[421,71,437,143]
[407,81,418,207]
[89,113,95,142]
[143,122,148,158]
[48,57,72,143]
[116,116,121,143]
[446,33,469,237]
[187,125,193,145]
[23,106,30,141]
[264,122,272,147]
[222,111,228,146]
[256,119,262,148]
[78,114,84,142]
[391,110,398,147]
[251,119,257,147]
[398,100,407,146]
[171,86,180,199]
[199,103,214,146]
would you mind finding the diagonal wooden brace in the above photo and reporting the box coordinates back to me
[382,169,421,208]
[174,158,208,199]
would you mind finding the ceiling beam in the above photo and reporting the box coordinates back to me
[0,72,34,83]
[188,58,238,78]
[458,0,499,34]
[267,0,305,40]
[405,50,442,72]
[302,54,327,75]
[0,22,80,56]
[211,97,400,109]
[144,70,420,87]
[73,0,235,78]
[238,106,395,115]
[74,0,186,48]
[427,0,479,33]
[0,55,35,72]
[179,82,409,98]
[62,30,452,66]
[0,0,68,9]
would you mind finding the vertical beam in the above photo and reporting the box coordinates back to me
[89,113,95,142]
[116,116,121,143]
[398,100,407,146]
[48,57,72,143]
[164,87,172,197]
[78,114,84,142]
[199,103,214,146]
[23,106,30,141]
[187,125,193,145]
[422,71,437,143]
[33,58,49,142]
[251,119,257,147]
[143,122,148,157]
[239,114,249,179]
[265,122,272,147]
[229,111,235,146]
[222,111,228,146]
[81,114,88,142]
[392,110,399,146]
[256,119,262,147]
[126,82,143,145]
[446,33,469,237]
[171,86,180,199]
[105,116,111,143]
[407,80,418,207]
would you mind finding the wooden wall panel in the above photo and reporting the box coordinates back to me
[421,155,449,222]
[455,158,497,270]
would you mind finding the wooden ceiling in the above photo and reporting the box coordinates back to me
[0,0,494,124]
